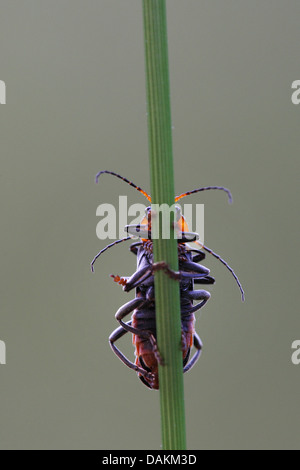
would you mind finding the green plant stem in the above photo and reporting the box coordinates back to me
[142,0,186,450]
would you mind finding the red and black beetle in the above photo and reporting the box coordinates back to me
[91,171,244,389]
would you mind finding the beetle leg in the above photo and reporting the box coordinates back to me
[180,260,210,275]
[110,275,130,287]
[152,262,181,280]
[115,298,148,335]
[109,322,155,380]
[115,299,164,365]
[148,333,164,366]
[123,266,153,292]
[129,242,142,255]
[123,261,207,293]
[182,347,191,368]
[123,261,180,292]
[184,247,206,262]
[191,250,206,263]
[182,289,211,314]
[151,261,210,282]
[194,276,215,285]
[183,332,203,373]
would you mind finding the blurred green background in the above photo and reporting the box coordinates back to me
[0,0,299,450]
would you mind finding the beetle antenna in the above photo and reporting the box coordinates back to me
[175,186,232,204]
[200,243,245,301]
[91,237,132,272]
[95,170,151,202]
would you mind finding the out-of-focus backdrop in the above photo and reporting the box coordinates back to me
[0,0,299,450]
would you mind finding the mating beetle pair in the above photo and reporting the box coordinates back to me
[91,171,244,389]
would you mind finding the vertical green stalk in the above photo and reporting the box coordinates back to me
[142,0,186,450]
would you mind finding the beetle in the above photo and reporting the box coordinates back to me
[91,171,244,389]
